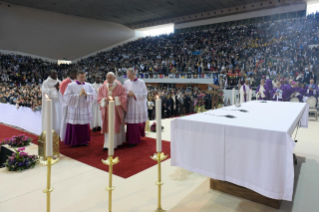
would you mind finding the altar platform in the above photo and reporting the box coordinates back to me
[1,112,319,211]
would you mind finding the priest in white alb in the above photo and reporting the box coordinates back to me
[124,68,148,147]
[63,70,96,147]
[42,69,62,136]
[91,76,103,132]
[97,72,127,151]
[59,69,77,142]
[240,79,252,103]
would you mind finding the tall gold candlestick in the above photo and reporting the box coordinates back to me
[43,157,54,212]
[102,155,119,212]
[151,152,168,212]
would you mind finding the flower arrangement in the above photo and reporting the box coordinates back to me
[0,134,32,147]
[194,93,206,113]
[3,147,39,172]
[217,92,224,105]
[150,122,164,132]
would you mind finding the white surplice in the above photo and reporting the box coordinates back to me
[90,82,103,129]
[41,77,62,136]
[124,79,148,123]
[240,84,251,103]
[59,79,74,142]
[64,82,96,125]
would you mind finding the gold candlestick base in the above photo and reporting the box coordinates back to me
[151,152,168,212]
[102,155,120,212]
[40,157,60,165]
[154,209,167,212]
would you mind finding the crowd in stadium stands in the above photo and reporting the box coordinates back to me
[146,85,212,119]
[1,12,319,112]
[0,83,42,111]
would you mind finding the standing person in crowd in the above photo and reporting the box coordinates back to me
[91,76,103,132]
[98,72,127,151]
[311,71,317,84]
[165,94,172,118]
[41,69,62,137]
[124,68,148,147]
[63,71,96,147]
[171,92,179,117]
[184,93,191,114]
[59,69,77,142]
[147,97,154,120]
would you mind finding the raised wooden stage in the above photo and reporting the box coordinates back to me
[210,179,282,209]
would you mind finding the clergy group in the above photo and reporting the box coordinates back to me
[239,77,318,103]
[41,68,148,150]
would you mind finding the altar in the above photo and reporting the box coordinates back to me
[171,101,308,208]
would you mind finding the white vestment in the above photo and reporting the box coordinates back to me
[124,79,148,123]
[259,85,266,99]
[90,82,103,129]
[240,84,251,103]
[103,121,125,148]
[41,77,62,136]
[59,79,74,142]
[64,82,96,125]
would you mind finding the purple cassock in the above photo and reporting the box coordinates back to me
[63,80,96,147]
[271,87,284,101]
[305,84,318,97]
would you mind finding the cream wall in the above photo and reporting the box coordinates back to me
[0,2,135,60]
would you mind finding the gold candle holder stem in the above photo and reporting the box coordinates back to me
[43,157,54,212]
[102,155,119,212]
[151,152,168,212]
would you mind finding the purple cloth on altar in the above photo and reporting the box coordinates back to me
[126,123,145,144]
[64,123,90,146]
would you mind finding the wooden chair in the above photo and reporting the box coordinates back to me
[290,97,300,103]
[306,96,317,120]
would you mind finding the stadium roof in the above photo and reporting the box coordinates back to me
[2,0,308,28]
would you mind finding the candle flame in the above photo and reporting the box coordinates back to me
[109,96,113,101]
[45,94,50,100]
[156,95,159,99]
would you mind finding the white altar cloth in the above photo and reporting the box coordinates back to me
[171,101,308,201]
[0,103,42,135]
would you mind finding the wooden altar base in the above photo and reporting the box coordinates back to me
[210,179,282,209]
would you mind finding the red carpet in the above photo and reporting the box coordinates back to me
[0,124,171,178]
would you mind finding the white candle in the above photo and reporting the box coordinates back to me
[232,88,235,105]
[249,90,252,101]
[156,96,162,152]
[108,97,115,156]
[45,94,53,157]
